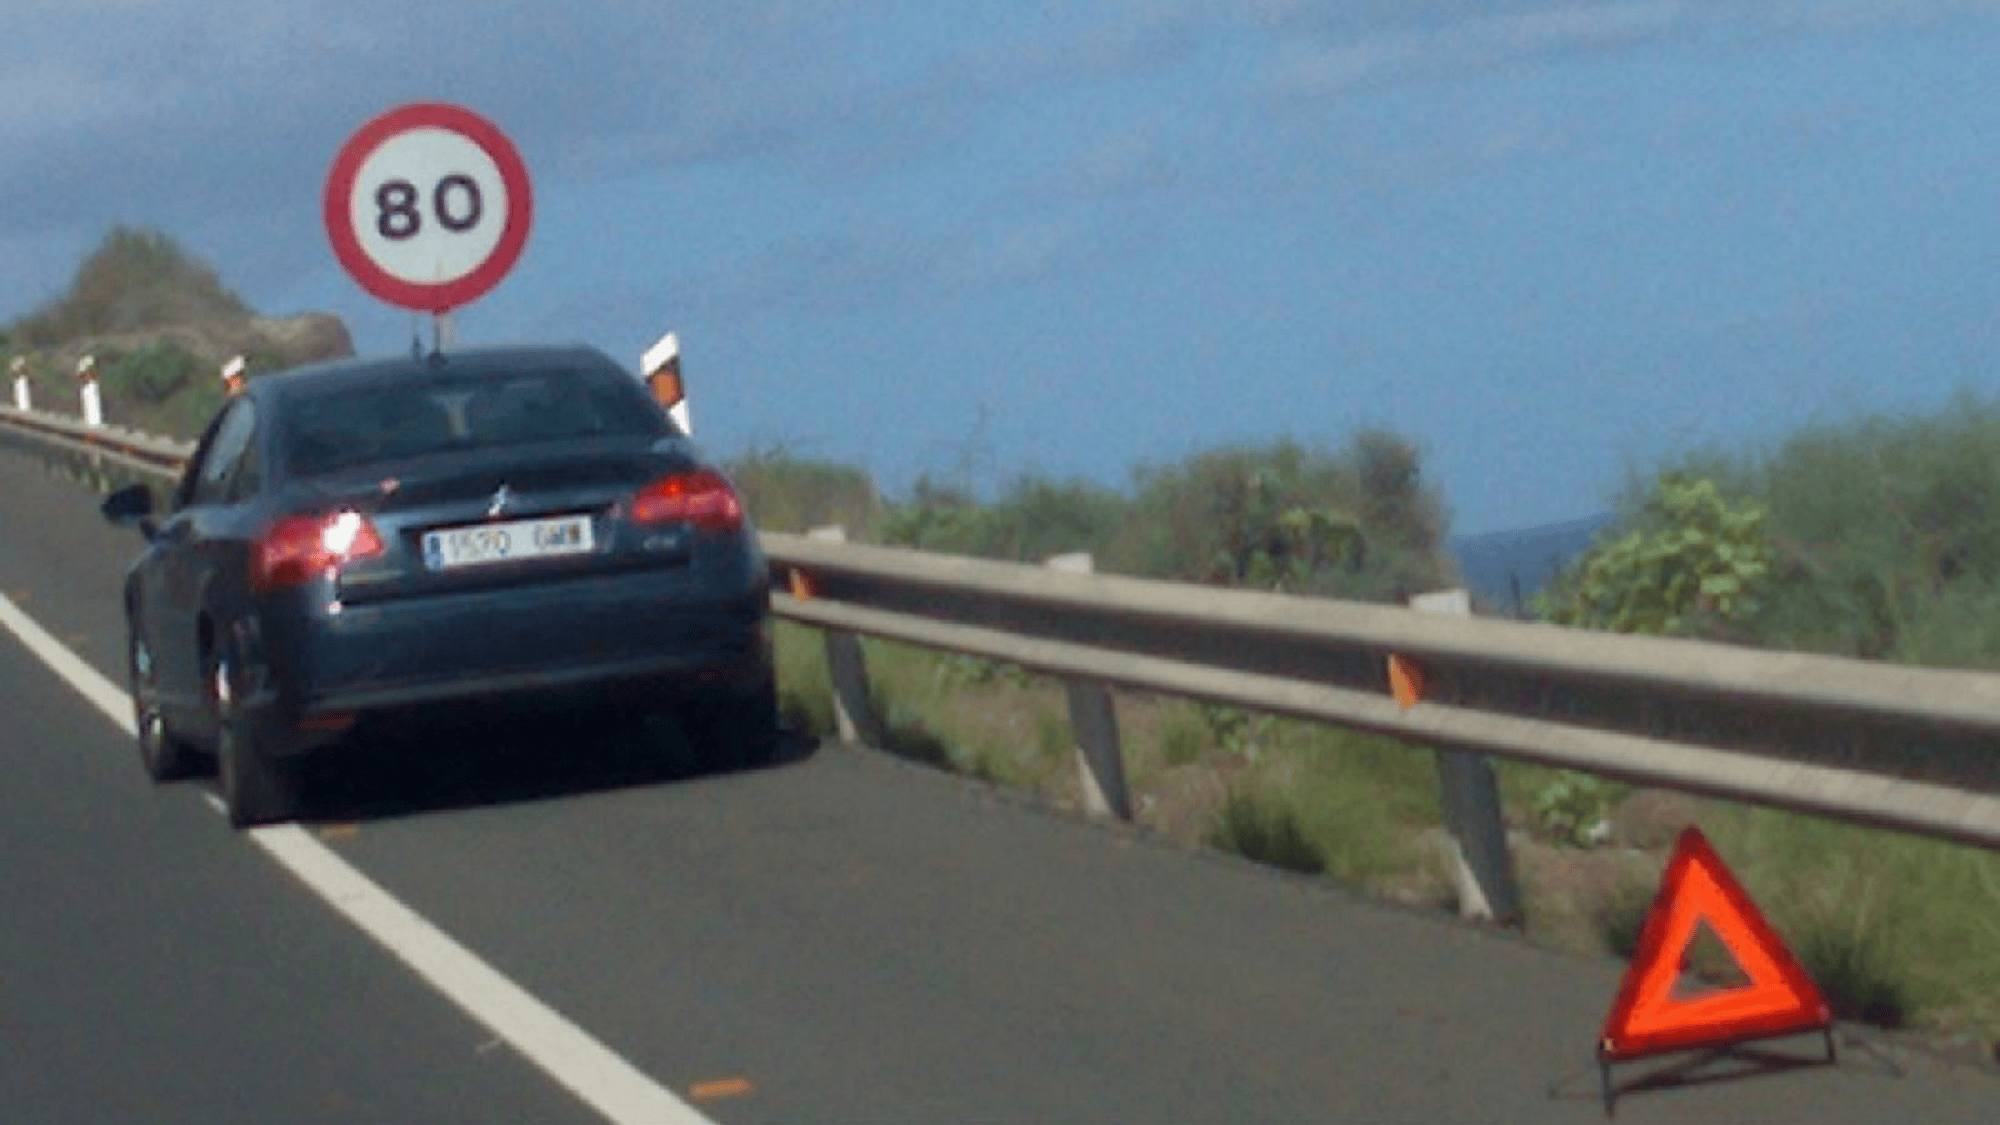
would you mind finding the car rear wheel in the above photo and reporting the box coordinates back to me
[213,649,301,828]
[130,628,204,782]
[683,677,780,773]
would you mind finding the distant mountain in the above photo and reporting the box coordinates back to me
[1448,512,1618,615]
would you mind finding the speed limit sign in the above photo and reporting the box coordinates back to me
[322,102,532,313]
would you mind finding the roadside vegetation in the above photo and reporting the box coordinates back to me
[10,225,1999,1046]
[749,399,2000,1045]
[1529,416,2000,1040]
[742,428,1466,920]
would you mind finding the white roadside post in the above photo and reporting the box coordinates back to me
[10,356,27,411]
[1409,588,1523,926]
[642,331,691,434]
[76,355,102,427]
[1046,552,1132,820]
[221,355,246,397]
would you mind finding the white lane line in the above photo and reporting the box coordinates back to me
[0,593,133,733]
[0,591,711,1125]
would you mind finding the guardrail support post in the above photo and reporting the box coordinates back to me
[1410,590,1523,927]
[807,526,885,746]
[11,374,27,411]
[1047,553,1133,821]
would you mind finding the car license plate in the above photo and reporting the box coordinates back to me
[423,515,595,571]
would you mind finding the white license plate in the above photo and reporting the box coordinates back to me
[422,514,595,571]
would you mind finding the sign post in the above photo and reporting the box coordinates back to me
[10,357,26,411]
[323,102,533,344]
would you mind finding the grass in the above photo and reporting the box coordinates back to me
[1704,806,2000,1034]
[1250,723,1442,889]
[1569,799,2000,1037]
[774,621,837,738]
[780,618,1450,893]
[1794,923,1917,1029]
[1207,786,1325,875]
[1160,707,1205,767]
[1591,877,1656,961]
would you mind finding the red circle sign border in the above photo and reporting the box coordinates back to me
[322,102,533,314]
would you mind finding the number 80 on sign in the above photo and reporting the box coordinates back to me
[323,102,533,314]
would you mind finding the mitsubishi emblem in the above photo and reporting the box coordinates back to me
[487,483,513,519]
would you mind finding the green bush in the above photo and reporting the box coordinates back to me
[1536,471,1774,637]
[726,446,882,536]
[1604,395,2000,667]
[102,340,201,406]
[1107,439,1394,596]
[881,472,1126,563]
[1529,772,1626,847]
[875,433,1456,607]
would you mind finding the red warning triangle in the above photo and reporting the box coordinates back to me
[1600,826,1831,1061]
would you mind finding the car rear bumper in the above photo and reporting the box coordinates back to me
[252,569,772,754]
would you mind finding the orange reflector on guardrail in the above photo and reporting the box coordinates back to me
[1387,653,1425,708]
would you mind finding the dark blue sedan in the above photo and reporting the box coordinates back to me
[101,344,775,826]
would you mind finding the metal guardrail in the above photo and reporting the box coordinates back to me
[4,405,1998,874]
[760,533,2000,851]
[0,405,189,492]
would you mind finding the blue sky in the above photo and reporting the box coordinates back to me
[3,1,1996,535]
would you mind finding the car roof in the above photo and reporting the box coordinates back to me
[251,343,631,403]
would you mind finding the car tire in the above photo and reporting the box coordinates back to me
[212,648,301,828]
[684,678,780,773]
[130,627,204,782]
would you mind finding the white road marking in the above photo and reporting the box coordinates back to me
[0,592,132,734]
[0,591,712,1125]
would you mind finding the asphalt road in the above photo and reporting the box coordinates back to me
[2,445,1996,1123]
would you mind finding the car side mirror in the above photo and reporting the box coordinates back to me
[101,483,158,539]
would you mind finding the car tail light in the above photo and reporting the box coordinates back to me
[632,470,743,531]
[254,510,385,591]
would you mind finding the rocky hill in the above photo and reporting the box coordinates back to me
[4,226,351,438]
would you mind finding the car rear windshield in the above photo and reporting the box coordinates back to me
[281,363,666,477]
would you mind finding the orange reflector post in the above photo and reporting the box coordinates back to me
[1387,653,1426,708]
[788,568,815,601]
[1597,825,1833,1110]
[648,366,684,410]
